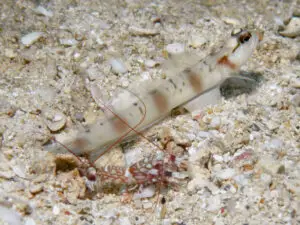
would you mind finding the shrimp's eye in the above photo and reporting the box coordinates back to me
[239,32,252,44]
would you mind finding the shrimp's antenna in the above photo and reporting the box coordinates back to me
[92,87,148,163]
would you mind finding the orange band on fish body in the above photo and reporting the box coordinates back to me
[111,116,129,133]
[150,90,169,113]
[217,55,237,70]
[184,68,203,93]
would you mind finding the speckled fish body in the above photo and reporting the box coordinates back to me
[45,29,262,162]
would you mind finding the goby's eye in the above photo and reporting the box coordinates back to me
[239,32,252,44]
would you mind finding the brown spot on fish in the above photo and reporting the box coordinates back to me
[72,137,88,150]
[111,116,129,133]
[150,89,168,113]
[184,68,203,93]
[217,55,237,70]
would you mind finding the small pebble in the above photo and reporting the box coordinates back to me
[257,157,283,175]
[0,100,16,117]
[21,32,44,46]
[197,131,211,138]
[296,51,300,61]
[86,65,104,81]
[166,43,185,55]
[279,17,300,38]
[12,165,26,178]
[133,185,155,199]
[118,217,131,225]
[25,218,36,225]
[290,78,300,88]
[188,35,207,48]
[277,165,285,174]
[43,111,67,132]
[109,58,128,74]
[121,80,129,87]
[0,171,14,179]
[222,17,241,25]
[209,116,221,129]
[4,48,17,58]
[260,173,272,185]
[129,26,159,36]
[30,185,43,194]
[214,168,236,180]
[142,201,153,209]
[52,205,60,215]
[268,138,283,150]
[293,9,300,17]
[206,195,221,212]
[59,39,78,46]
[74,112,85,122]
[144,59,158,68]
[34,6,53,17]
[0,206,22,225]
[213,154,223,162]
[291,94,300,108]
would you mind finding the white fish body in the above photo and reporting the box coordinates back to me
[45,29,262,162]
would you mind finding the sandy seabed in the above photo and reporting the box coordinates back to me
[0,0,299,224]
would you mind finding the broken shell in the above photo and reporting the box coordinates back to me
[43,110,67,132]
[59,39,79,46]
[34,6,53,17]
[144,59,158,68]
[222,17,241,26]
[29,184,43,194]
[128,26,159,36]
[279,17,300,38]
[21,32,44,46]
[109,58,128,74]
[214,168,236,180]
